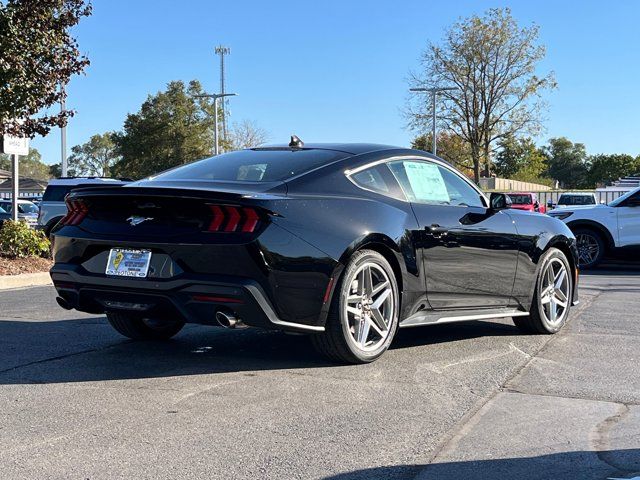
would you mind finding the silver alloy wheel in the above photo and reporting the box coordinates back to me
[539,258,570,325]
[343,262,395,352]
[575,232,600,266]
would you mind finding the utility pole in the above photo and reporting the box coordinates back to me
[409,86,457,156]
[195,93,237,156]
[60,91,68,177]
[215,45,230,150]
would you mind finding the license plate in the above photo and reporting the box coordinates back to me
[105,249,152,277]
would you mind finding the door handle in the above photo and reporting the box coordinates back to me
[426,224,449,237]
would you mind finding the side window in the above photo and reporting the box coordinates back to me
[388,160,484,207]
[349,164,406,201]
[437,167,484,207]
[351,166,390,194]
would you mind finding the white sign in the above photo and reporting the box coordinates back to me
[1,134,29,156]
[404,161,450,203]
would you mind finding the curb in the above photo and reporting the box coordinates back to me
[0,272,52,290]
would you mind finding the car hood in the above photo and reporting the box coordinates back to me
[553,204,606,211]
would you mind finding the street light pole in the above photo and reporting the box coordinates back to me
[213,98,219,155]
[195,92,237,156]
[60,91,68,177]
[410,86,457,156]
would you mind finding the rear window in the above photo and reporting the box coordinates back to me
[558,194,595,205]
[507,194,532,205]
[150,149,347,183]
[42,185,74,202]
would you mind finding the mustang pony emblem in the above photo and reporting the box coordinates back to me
[127,216,154,226]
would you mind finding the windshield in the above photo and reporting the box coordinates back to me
[151,149,348,183]
[609,186,640,207]
[0,205,6,214]
[507,194,532,205]
[18,203,38,214]
[558,194,596,205]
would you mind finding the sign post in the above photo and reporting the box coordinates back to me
[1,132,30,222]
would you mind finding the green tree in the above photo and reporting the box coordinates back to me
[411,131,474,178]
[69,132,120,177]
[0,0,91,137]
[544,137,589,188]
[408,8,556,183]
[0,147,50,180]
[494,135,550,185]
[586,154,640,187]
[112,80,215,179]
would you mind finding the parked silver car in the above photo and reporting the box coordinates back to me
[38,177,129,236]
[0,199,39,227]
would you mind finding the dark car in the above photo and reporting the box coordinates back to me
[51,141,579,363]
[0,205,10,225]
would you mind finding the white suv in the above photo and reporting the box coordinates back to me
[548,186,640,268]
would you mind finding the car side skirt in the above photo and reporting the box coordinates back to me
[400,307,530,328]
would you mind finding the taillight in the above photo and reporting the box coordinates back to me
[60,198,89,226]
[207,205,261,233]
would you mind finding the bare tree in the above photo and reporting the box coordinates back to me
[227,120,269,150]
[408,8,556,183]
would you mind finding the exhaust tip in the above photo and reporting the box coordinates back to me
[215,310,247,329]
[56,296,72,310]
[215,311,238,328]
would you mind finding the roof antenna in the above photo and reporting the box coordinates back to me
[289,135,304,148]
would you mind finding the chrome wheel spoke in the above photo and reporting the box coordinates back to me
[356,317,370,347]
[346,295,361,304]
[371,280,390,297]
[370,307,388,331]
[371,288,391,310]
[364,266,374,295]
[554,288,568,303]
[368,316,385,337]
[346,306,361,316]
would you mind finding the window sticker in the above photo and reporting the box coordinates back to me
[404,162,450,203]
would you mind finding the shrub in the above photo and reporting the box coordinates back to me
[0,221,50,259]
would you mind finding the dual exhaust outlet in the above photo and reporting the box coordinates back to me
[59,295,244,329]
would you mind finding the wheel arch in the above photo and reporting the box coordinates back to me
[566,219,615,249]
[336,234,404,298]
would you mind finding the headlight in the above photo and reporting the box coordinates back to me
[549,211,573,220]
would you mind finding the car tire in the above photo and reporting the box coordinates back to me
[573,227,605,269]
[311,249,400,364]
[106,312,185,340]
[513,248,572,334]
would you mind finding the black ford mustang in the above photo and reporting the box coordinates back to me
[51,140,579,363]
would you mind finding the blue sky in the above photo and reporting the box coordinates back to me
[32,0,640,164]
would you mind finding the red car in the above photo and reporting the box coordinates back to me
[506,192,546,214]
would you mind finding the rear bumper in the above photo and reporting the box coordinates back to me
[50,263,325,333]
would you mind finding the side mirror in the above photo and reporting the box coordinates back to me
[490,192,512,210]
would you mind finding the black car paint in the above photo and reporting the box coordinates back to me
[50,145,579,332]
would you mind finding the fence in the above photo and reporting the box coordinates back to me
[513,190,628,206]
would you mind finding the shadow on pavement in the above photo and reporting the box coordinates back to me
[321,449,640,480]
[0,316,523,385]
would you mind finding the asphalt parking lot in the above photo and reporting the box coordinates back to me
[0,269,639,479]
